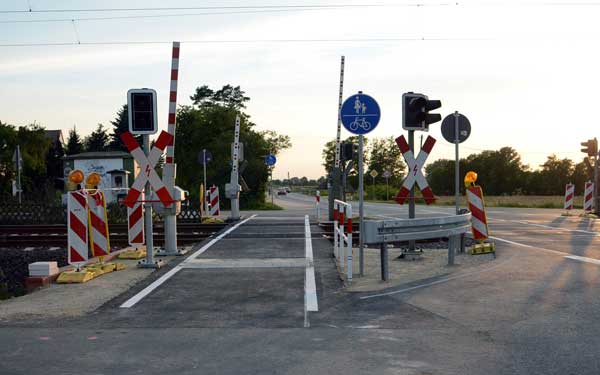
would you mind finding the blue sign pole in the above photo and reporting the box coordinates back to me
[340,91,381,277]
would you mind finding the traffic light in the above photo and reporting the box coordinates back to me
[127,88,158,135]
[581,138,598,157]
[402,92,442,131]
[341,142,353,161]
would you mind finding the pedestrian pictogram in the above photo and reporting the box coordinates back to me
[340,92,381,135]
[395,135,436,205]
[120,131,174,208]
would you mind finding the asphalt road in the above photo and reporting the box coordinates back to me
[2,193,600,374]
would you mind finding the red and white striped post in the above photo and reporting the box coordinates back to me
[67,191,89,270]
[87,190,110,258]
[564,183,575,211]
[584,181,594,213]
[127,202,144,247]
[161,41,181,255]
[466,186,490,241]
[208,185,220,216]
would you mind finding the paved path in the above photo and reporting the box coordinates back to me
[2,195,600,374]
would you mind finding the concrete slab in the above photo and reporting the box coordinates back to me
[182,258,306,269]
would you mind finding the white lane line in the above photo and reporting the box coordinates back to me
[511,220,599,235]
[489,236,566,256]
[304,214,318,312]
[564,255,600,266]
[360,257,514,300]
[120,214,257,308]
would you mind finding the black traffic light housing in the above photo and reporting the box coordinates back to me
[402,92,442,131]
[341,142,354,162]
[581,138,598,157]
[127,88,158,135]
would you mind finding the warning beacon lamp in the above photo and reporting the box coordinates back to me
[67,169,85,191]
[464,171,478,188]
[85,172,101,190]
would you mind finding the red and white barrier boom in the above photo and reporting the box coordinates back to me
[564,183,574,211]
[208,185,220,216]
[67,191,89,269]
[395,135,436,205]
[584,181,594,213]
[87,190,110,257]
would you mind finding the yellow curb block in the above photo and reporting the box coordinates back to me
[468,242,496,255]
[579,213,599,219]
[56,262,127,284]
[118,248,146,260]
[56,270,95,284]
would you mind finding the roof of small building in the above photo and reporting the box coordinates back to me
[63,151,132,160]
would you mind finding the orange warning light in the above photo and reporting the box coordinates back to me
[85,172,101,187]
[68,170,84,184]
[464,171,478,187]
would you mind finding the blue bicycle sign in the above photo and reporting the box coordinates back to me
[340,92,381,135]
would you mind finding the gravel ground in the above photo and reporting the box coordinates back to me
[345,240,496,292]
[0,246,68,298]
[0,249,186,323]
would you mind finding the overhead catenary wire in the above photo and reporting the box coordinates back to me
[0,37,491,48]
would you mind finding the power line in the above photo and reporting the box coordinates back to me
[0,8,348,24]
[0,3,456,14]
[0,37,490,48]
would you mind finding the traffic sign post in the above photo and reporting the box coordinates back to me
[441,112,471,214]
[383,170,391,201]
[265,154,276,204]
[370,170,378,199]
[341,91,381,277]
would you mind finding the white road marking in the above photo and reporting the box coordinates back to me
[511,220,599,235]
[304,215,318,312]
[120,214,257,308]
[489,236,566,256]
[564,255,600,266]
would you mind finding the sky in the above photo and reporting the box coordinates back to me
[2,0,600,179]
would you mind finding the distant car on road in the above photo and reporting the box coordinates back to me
[284,187,291,193]
[277,189,287,196]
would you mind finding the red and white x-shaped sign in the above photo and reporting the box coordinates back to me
[121,131,174,208]
[395,135,436,205]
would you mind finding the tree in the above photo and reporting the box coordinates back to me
[367,136,405,186]
[190,84,250,110]
[321,136,368,175]
[176,84,288,208]
[571,159,593,195]
[65,126,84,155]
[85,124,110,152]
[463,147,528,195]
[530,155,574,195]
[260,130,292,155]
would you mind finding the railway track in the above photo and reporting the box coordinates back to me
[0,223,228,247]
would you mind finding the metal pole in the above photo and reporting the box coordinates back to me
[380,242,389,281]
[454,111,460,215]
[203,149,207,215]
[140,134,159,268]
[271,169,274,205]
[16,145,21,204]
[386,177,389,201]
[230,115,241,221]
[595,154,599,215]
[359,135,365,277]
[408,130,416,251]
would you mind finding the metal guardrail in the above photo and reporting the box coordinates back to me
[363,213,472,280]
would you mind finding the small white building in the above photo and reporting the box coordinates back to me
[63,151,138,204]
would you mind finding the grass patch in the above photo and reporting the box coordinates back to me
[246,202,284,210]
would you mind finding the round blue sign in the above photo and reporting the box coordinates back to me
[340,92,381,135]
[265,154,277,166]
